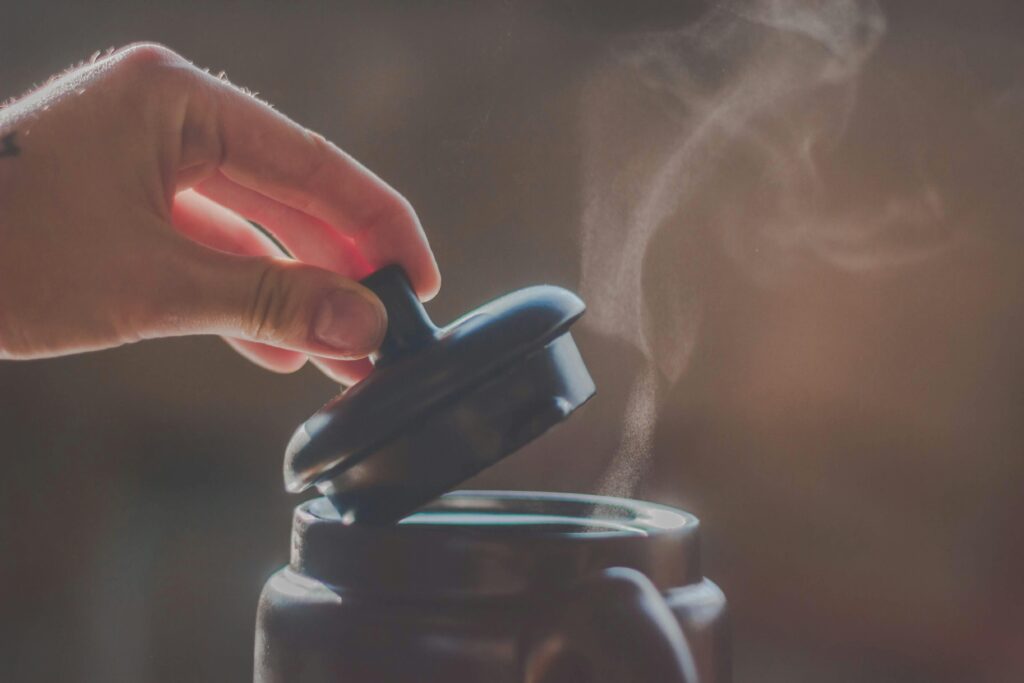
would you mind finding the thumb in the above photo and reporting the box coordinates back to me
[161,245,387,360]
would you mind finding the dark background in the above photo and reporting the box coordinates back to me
[2,1,1024,681]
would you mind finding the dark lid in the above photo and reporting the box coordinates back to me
[284,266,596,524]
[290,491,702,598]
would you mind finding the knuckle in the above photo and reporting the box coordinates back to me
[117,42,184,69]
[292,131,335,207]
[112,43,194,92]
[246,262,298,343]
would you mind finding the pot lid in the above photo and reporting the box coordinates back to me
[283,265,596,524]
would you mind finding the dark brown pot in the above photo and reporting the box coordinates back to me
[255,491,730,683]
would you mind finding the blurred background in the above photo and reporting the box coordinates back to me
[2,1,1024,681]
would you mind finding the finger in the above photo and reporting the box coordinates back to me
[171,190,308,372]
[153,238,387,360]
[173,190,383,379]
[224,337,308,374]
[172,188,282,256]
[184,69,441,299]
[195,172,368,277]
[310,356,375,386]
[182,183,375,379]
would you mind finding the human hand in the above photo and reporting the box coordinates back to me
[0,44,440,384]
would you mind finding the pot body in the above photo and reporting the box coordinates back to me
[255,491,729,683]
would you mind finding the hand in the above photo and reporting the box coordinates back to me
[0,44,440,384]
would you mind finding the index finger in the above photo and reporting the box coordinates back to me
[183,64,441,299]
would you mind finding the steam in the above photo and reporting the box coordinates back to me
[581,0,950,496]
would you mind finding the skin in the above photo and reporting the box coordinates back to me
[0,43,441,384]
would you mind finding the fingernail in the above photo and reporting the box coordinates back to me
[312,289,385,353]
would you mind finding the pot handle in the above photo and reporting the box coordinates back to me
[523,567,699,683]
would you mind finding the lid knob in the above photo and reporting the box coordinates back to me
[361,265,437,363]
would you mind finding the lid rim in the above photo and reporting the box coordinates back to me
[285,328,586,494]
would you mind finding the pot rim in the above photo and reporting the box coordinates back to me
[290,490,701,598]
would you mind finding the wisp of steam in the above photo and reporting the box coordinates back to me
[581,0,951,497]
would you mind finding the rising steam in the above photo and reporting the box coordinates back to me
[581,0,950,496]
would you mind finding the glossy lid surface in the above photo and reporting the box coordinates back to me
[283,266,596,524]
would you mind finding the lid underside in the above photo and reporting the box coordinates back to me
[316,332,594,524]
